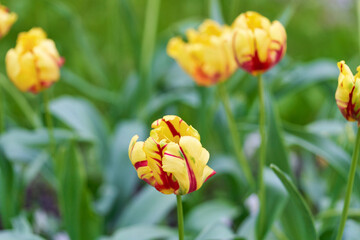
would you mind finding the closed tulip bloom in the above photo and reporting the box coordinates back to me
[128,115,216,195]
[6,28,64,94]
[232,11,286,75]
[167,20,237,86]
[336,61,360,123]
[0,5,17,38]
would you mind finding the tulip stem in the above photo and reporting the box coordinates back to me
[335,128,360,240]
[257,74,267,239]
[139,0,160,103]
[0,86,4,133]
[218,83,255,188]
[43,91,55,154]
[176,195,184,240]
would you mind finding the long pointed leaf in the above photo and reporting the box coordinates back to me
[271,164,317,240]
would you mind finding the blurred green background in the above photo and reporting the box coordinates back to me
[0,0,359,239]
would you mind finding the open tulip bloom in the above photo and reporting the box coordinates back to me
[0,5,17,39]
[6,27,64,94]
[232,11,287,76]
[167,20,237,86]
[129,115,216,239]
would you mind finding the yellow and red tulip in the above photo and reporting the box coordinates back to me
[5,28,64,94]
[232,11,286,75]
[0,5,17,39]
[167,20,237,86]
[336,61,360,123]
[128,115,216,195]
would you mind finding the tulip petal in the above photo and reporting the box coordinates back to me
[144,137,179,194]
[0,5,17,38]
[33,40,61,85]
[232,11,286,75]
[162,136,215,195]
[151,115,200,143]
[167,20,237,86]
[254,28,270,64]
[335,61,360,122]
[5,27,63,93]
[129,135,155,186]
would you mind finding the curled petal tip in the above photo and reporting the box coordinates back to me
[129,116,214,195]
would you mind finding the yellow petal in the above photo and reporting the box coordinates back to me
[336,61,355,109]
[162,136,214,195]
[128,135,156,186]
[6,50,38,92]
[269,21,286,51]
[33,40,61,84]
[232,11,286,75]
[6,27,63,93]
[167,20,236,86]
[151,115,200,143]
[233,29,255,64]
[254,28,270,63]
[0,5,17,38]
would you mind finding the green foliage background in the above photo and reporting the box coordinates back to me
[0,0,359,239]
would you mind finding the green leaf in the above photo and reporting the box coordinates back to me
[0,148,22,229]
[0,128,74,162]
[61,68,118,104]
[96,121,146,215]
[50,96,109,164]
[139,89,200,121]
[0,232,45,240]
[55,143,102,240]
[343,220,360,240]
[195,221,235,240]
[274,60,338,98]
[271,164,317,240]
[265,92,292,174]
[101,225,176,240]
[185,200,239,232]
[0,74,41,129]
[116,186,175,227]
[256,168,288,240]
[284,124,360,196]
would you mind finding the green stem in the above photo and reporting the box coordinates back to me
[335,128,360,240]
[0,84,4,133]
[176,195,184,240]
[257,74,267,239]
[218,83,255,188]
[139,0,161,102]
[43,91,55,154]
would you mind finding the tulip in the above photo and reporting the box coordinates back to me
[335,61,360,123]
[232,11,286,75]
[5,28,64,94]
[335,61,360,240]
[0,5,17,38]
[167,20,237,86]
[128,115,216,195]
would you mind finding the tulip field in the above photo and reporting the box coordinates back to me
[1,0,360,239]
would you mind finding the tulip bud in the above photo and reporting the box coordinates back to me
[0,5,17,38]
[5,28,64,94]
[167,20,237,86]
[232,11,286,75]
[336,61,360,123]
[128,115,216,195]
